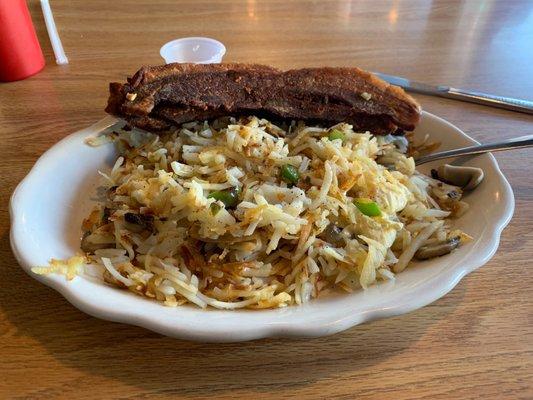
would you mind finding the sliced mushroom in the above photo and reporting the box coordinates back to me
[414,236,460,260]
[123,212,154,233]
[431,164,484,191]
[320,223,346,247]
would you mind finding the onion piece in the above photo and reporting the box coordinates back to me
[393,221,443,273]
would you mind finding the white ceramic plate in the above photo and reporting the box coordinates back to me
[10,112,514,342]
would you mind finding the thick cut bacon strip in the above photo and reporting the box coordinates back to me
[106,63,421,134]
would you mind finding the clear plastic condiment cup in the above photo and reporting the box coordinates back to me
[160,37,226,64]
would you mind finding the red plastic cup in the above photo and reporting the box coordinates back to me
[0,0,45,82]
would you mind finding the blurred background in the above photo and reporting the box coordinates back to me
[26,1,533,86]
[5,0,528,137]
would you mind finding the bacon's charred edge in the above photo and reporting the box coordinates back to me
[106,63,421,135]
[105,82,126,115]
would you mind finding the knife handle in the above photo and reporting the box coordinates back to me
[440,87,533,115]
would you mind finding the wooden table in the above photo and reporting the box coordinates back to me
[1,1,531,398]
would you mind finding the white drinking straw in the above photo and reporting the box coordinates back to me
[40,0,68,65]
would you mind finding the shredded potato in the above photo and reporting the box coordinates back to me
[33,116,471,309]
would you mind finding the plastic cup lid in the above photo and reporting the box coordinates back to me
[160,37,226,64]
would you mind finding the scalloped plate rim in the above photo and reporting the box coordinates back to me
[9,112,515,342]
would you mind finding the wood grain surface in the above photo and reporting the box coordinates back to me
[1,1,532,398]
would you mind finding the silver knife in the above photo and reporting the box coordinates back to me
[373,72,533,115]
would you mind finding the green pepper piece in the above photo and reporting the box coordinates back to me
[210,203,222,215]
[328,129,345,142]
[280,164,299,184]
[354,198,382,217]
[207,187,240,208]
